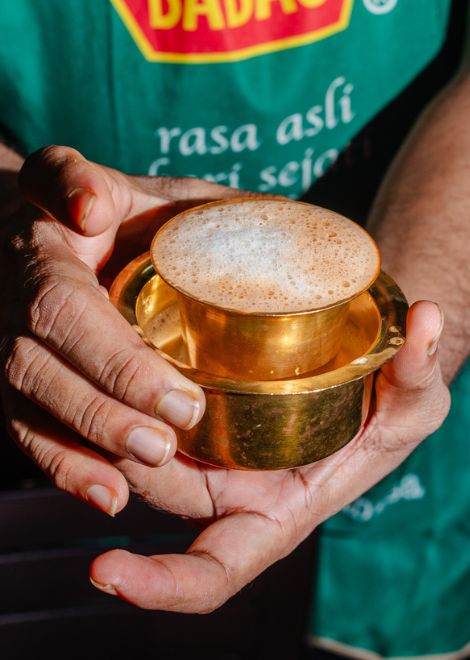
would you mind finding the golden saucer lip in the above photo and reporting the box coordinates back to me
[149,197,382,318]
[110,252,408,396]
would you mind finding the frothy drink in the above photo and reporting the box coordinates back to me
[152,200,380,314]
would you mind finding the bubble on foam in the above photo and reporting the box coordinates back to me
[152,200,380,313]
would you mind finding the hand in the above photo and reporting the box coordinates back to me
[90,301,449,612]
[0,146,247,515]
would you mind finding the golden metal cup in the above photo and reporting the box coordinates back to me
[150,199,381,380]
[110,254,407,470]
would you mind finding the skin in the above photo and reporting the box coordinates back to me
[1,145,259,513]
[0,120,455,612]
[369,65,470,383]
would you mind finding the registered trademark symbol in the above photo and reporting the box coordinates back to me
[363,0,399,14]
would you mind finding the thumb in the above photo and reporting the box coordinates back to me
[382,300,444,390]
[376,300,450,440]
[19,145,164,237]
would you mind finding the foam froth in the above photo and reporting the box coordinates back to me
[152,200,380,314]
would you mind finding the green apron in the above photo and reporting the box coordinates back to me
[311,359,470,658]
[0,1,466,656]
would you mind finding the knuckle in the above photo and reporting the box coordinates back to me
[5,217,51,270]
[31,144,80,168]
[4,226,26,257]
[7,417,43,467]
[73,395,112,445]
[4,336,45,394]
[42,145,89,184]
[2,220,27,258]
[7,420,50,480]
[27,274,65,334]
[6,414,28,446]
[20,145,85,198]
[19,146,58,189]
[98,346,147,401]
[43,447,74,492]
[28,275,87,349]
[2,217,48,296]
[35,144,65,165]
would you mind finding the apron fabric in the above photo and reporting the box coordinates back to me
[0,0,451,198]
[310,359,470,658]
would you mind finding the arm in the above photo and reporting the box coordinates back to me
[0,145,449,612]
[369,65,470,384]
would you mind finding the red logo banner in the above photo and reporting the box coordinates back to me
[111,0,353,63]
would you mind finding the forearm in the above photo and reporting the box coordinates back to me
[0,139,24,218]
[368,71,470,384]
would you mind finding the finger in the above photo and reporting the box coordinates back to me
[381,300,444,390]
[21,225,205,430]
[2,387,129,516]
[112,455,215,519]
[19,146,161,236]
[6,336,177,467]
[90,510,293,613]
[376,300,450,435]
[132,174,276,207]
[301,301,451,521]
[19,146,267,238]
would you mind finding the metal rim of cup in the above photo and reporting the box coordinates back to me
[110,253,408,396]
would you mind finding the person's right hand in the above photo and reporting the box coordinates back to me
[0,145,246,516]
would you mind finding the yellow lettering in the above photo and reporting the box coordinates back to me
[298,0,327,7]
[255,0,298,20]
[149,0,182,28]
[183,0,226,30]
[224,0,252,28]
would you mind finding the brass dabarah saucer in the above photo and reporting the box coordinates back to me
[110,254,408,470]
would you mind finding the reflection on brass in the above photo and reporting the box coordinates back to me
[173,291,351,380]
[110,254,407,470]
[149,198,381,380]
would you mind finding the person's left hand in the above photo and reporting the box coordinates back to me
[90,301,449,613]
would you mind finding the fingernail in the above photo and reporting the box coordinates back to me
[89,577,118,596]
[86,484,118,517]
[67,187,95,231]
[428,306,445,357]
[156,389,203,430]
[127,426,173,466]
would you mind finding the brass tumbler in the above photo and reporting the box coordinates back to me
[150,199,381,380]
[172,292,351,380]
[110,254,407,470]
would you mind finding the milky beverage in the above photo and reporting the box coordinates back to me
[152,200,380,314]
